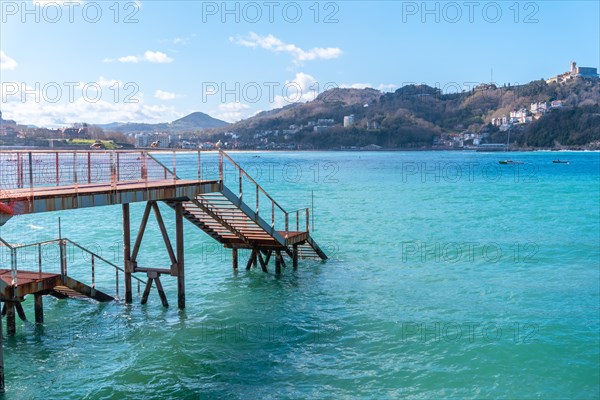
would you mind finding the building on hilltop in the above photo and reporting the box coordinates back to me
[547,61,599,84]
[61,125,89,138]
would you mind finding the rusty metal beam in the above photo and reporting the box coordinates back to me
[257,250,268,273]
[175,202,185,310]
[2,180,221,217]
[151,202,177,267]
[263,249,272,266]
[123,203,132,304]
[154,277,169,308]
[246,249,256,270]
[131,201,153,262]
[134,267,172,275]
[141,278,153,305]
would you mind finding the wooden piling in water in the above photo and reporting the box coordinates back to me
[275,251,282,274]
[232,248,238,270]
[34,294,44,324]
[293,245,299,270]
[6,302,15,336]
[0,301,4,394]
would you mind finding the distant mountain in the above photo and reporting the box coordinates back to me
[170,112,227,128]
[100,112,228,133]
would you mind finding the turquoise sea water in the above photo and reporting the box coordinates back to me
[1,151,599,399]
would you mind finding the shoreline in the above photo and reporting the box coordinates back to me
[1,146,599,153]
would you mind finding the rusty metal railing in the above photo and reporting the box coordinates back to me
[218,150,311,239]
[0,150,177,193]
[1,237,143,297]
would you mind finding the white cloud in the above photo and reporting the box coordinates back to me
[104,50,173,64]
[96,77,123,87]
[377,83,397,92]
[0,77,181,127]
[213,102,251,122]
[338,82,397,92]
[340,83,373,89]
[273,72,320,108]
[144,51,173,63]
[164,34,196,46]
[117,55,140,63]
[0,51,17,70]
[230,32,342,63]
[154,90,178,100]
[1,97,179,128]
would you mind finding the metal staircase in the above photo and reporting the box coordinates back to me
[164,150,327,262]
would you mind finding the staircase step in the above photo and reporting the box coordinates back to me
[53,285,88,299]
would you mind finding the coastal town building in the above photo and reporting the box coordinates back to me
[313,125,330,133]
[531,102,549,115]
[343,115,355,127]
[317,118,335,126]
[135,132,170,148]
[0,111,18,136]
[366,120,380,130]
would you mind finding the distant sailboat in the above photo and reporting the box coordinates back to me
[498,128,523,164]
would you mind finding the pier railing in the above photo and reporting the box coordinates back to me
[0,150,177,192]
[0,149,312,237]
[0,237,143,298]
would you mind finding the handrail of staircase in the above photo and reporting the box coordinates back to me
[219,150,287,215]
[10,239,61,250]
[0,237,13,249]
[64,238,144,296]
[4,237,143,296]
[1,237,17,286]
[146,151,178,180]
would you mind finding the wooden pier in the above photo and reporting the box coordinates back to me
[0,149,327,392]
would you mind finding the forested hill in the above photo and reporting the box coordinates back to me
[212,78,600,149]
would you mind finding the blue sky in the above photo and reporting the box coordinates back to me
[1,0,598,127]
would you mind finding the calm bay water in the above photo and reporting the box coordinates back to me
[1,151,599,399]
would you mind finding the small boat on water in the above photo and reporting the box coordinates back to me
[499,160,524,165]
[552,159,570,164]
[498,130,525,165]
